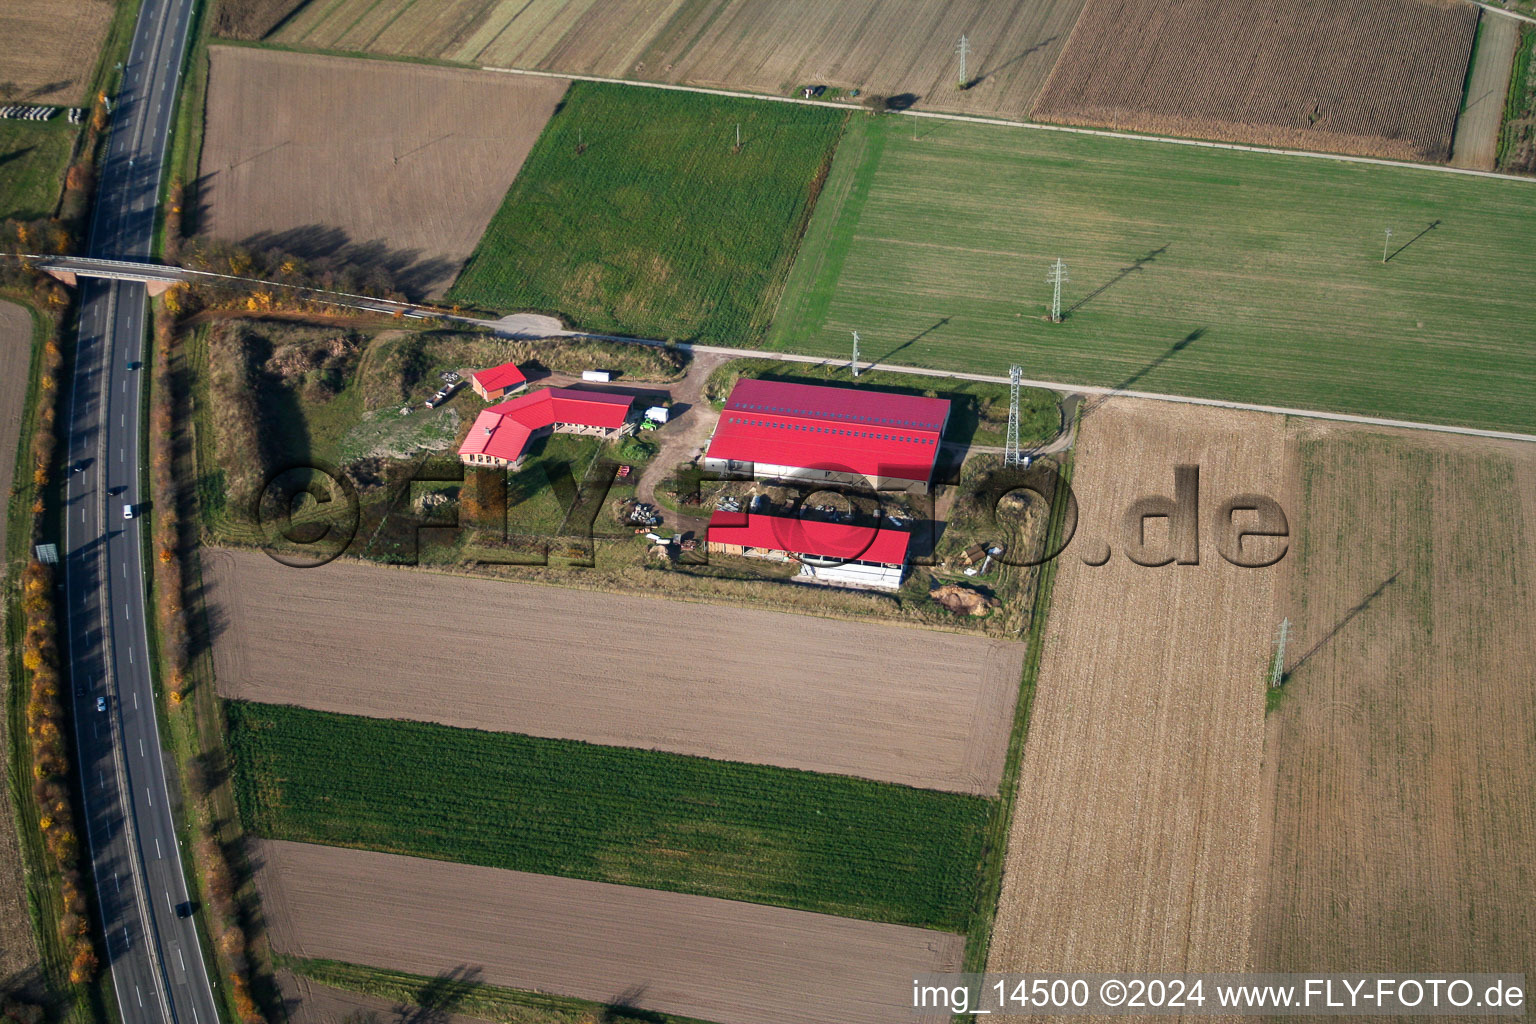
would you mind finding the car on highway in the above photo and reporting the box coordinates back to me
[123,502,137,519]
[96,697,106,713]
[126,360,142,370]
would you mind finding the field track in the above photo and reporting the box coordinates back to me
[198,46,567,298]
[1032,0,1476,161]
[206,548,1023,794]
[988,400,1283,986]
[256,839,963,1024]
[1253,424,1536,983]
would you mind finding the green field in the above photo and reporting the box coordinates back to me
[448,82,846,345]
[0,120,75,221]
[769,115,1536,434]
[227,701,988,930]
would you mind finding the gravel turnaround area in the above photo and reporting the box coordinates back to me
[207,548,1023,795]
[256,839,963,1024]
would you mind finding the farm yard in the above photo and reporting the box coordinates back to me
[447,83,845,344]
[1031,0,1475,161]
[1252,426,1536,985]
[206,548,1023,795]
[0,0,115,103]
[769,115,1536,435]
[196,46,568,298]
[270,0,1085,121]
[255,840,962,1024]
[228,700,990,929]
[987,399,1282,979]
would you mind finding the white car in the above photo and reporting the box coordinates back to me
[96,697,106,712]
[123,503,136,520]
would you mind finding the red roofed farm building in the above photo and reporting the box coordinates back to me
[470,361,528,401]
[704,379,950,492]
[707,510,912,590]
[459,387,635,469]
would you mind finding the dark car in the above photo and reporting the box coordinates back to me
[126,360,142,370]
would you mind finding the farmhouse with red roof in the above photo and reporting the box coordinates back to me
[707,510,912,590]
[459,387,635,469]
[469,361,527,401]
[703,378,950,491]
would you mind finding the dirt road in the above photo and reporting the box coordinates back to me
[207,548,1023,794]
[1451,13,1520,169]
[256,839,962,1024]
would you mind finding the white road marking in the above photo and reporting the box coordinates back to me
[146,787,152,808]
[113,871,120,894]
[135,986,142,1008]
[155,835,162,858]
[177,948,186,972]
[128,645,133,662]
[133,690,138,709]
[139,738,144,757]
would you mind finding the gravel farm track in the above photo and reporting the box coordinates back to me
[987,400,1285,986]
[255,839,962,1024]
[197,46,568,298]
[204,548,1024,795]
[1450,12,1523,169]
[1032,0,1477,161]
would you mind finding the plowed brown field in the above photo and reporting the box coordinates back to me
[198,46,566,298]
[256,839,963,1024]
[1252,424,1536,982]
[1032,0,1477,161]
[988,400,1285,983]
[274,0,1087,120]
[205,548,1023,794]
[0,0,113,103]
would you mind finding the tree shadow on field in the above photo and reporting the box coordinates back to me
[968,35,1061,87]
[242,225,460,301]
[1078,326,1206,421]
[599,984,672,1023]
[1063,243,1169,319]
[391,966,482,1024]
[1280,570,1401,683]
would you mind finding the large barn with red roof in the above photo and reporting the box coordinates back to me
[460,387,635,469]
[703,378,950,491]
[706,509,912,589]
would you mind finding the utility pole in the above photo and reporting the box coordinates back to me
[735,123,740,150]
[1269,617,1290,688]
[956,35,970,87]
[1005,365,1024,467]
[1382,227,1393,263]
[1046,258,1068,323]
[851,330,860,377]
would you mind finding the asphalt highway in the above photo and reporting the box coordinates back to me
[63,0,219,1020]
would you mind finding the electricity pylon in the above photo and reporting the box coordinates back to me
[1269,617,1290,688]
[1004,365,1024,466]
[1047,258,1068,323]
[851,330,860,377]
[956,35,970,87]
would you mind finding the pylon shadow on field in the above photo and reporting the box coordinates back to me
[1281,570,1402,683]
[873,316,950,367]
[1385,220,1441,263]
[1063,243,1169,319]
[968,35,1061,87]
[1077,326,1206,421]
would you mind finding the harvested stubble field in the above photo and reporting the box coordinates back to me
[206,548,1021,794]
[988,400,1284,984]
[273,0,1085,120]
[0,0,114,103]
[1032,0,1475,161]
[228,700,988,929]
[256,840,962,1024]
[770,115,1536,435]
[1253,425,1536,984]
[448,83,844,344]
[197,46,568,298]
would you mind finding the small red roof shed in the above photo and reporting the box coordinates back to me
[707,510,911,565]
